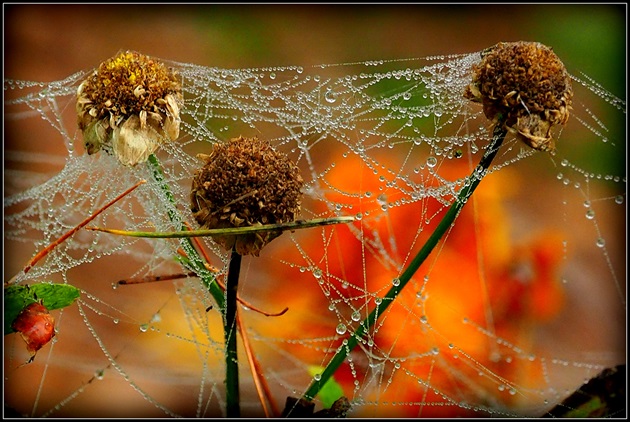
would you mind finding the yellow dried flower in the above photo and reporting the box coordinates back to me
[76,51,183,166]
[191,136,304,256]
[464,41,573,152]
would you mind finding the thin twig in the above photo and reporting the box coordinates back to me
[237,314,281,417]
[7,180,146,286]
[117,272,198,285]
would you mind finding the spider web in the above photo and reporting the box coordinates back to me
[3,50,626,417]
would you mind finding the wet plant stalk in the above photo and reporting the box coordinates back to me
[300,120,508,405]
[147,155,225,309]
[225,248,242,417]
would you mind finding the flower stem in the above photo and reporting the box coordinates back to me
[299,121,508,405]
[225,248,242,417]
[146,155,225,310]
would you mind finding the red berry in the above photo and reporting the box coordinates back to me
[11,302,56,361]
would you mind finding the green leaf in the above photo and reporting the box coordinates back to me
[4,283,81,334]
[308,365,345,408]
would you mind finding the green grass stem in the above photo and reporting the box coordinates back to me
[299,121,508,406]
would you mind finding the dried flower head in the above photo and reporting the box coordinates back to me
[76,51,183,166]
[191,136,304,256]
[464,41,573,152]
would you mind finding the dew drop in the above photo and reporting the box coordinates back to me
[325,89,337,103]
[269,72,276,80]
[615,195,624,204]
[95,369,105,380]
[374,297,382,306]
[139,324,149,332]
[596,238,606,248]
[313,269,323,279]
[351,311,361,322]
[113,318,119,325]
[420,315,428,324]
[336,323,347,335]
[426,156,437,168]
[355,212,363,220]
[583,200,591,208]
[585,209,595,220]
[313,373,321,381]
[392,277,400,287]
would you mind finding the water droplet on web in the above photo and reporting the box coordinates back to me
[355,212,363,220]
[325,89,337,103]
[313,373,321,381]
[113,319,119,325]
[426,157,437,168]
[585,209,595,219]
[402,92,411,101]
[420,315,428,324]
[336,323,347,335]
[615,195,624,204]
[596,238,606,248]
[583,200,591,208]
[95,369,105,380]
[374,297,382,305]
[139,324,149,332]
[269,72,276,80]
[351,311,361,322]
[392,277,400,286]
[111,283,117,290]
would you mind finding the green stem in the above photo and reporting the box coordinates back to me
[87,216,355,238]
[225,248,242,417]
[299,122,508,405]
[147,155,225,310]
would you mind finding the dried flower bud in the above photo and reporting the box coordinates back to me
[191,136,304,256]
[76,51,183,166]
[464,41,573,152]
[11,302,55,362]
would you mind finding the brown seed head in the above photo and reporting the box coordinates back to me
[464,41,573,152]
[191,136,304,256]
[76,51,183,165]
